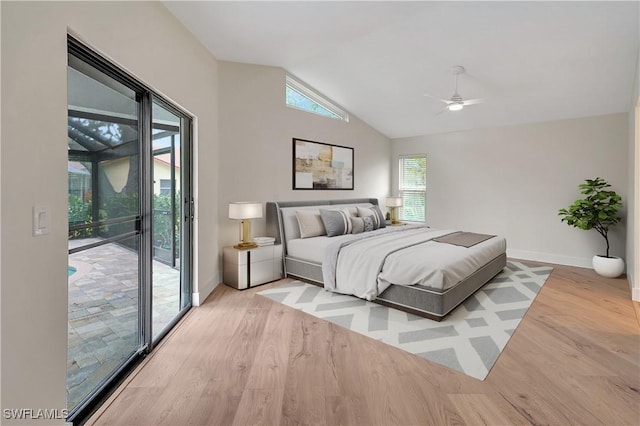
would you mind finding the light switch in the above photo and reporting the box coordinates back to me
[33,206,50,236]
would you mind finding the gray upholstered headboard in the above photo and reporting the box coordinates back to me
[266,198,380,247]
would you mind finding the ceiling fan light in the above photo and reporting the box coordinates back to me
[448,103,464,111]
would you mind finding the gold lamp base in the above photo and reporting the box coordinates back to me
[234,242,258,250]
[234,219,257,250]
[390,207,400,225]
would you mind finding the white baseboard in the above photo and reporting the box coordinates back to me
[508,250,640,301]
[192,279,219,306]
[506,249,592,269]
[191,292,201,307]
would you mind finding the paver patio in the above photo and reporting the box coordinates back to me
[67,238,183,410]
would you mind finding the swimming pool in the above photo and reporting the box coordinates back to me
[68,266,77,276]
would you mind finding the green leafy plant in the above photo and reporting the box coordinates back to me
[558,177,622,258]
[68,194,107,239]
[153,192,181,256]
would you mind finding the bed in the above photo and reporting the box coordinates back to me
[266,198,507,320]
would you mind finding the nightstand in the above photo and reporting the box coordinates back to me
[223,244,283,290]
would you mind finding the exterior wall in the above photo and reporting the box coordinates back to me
[102,158,130,193]
[100,158,181,196]
[152,160,181,196]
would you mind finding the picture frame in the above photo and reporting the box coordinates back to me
[292,138,354,190]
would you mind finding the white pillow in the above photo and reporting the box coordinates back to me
[350,216,365,234]
[345,207,358,217]
[295,210,326,238]
[357,206,382,229]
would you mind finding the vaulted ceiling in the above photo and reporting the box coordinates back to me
[163,1,639,139]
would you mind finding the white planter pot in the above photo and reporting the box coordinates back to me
[592,255,625,278]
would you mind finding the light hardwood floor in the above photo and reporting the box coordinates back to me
[88,262,640,425]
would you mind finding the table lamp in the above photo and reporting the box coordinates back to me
[385,197,403,225]
[229,202,263,249]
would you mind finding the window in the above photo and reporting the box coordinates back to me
[285,75,349,121]
[399,155,427,222]
[159,179,172,195]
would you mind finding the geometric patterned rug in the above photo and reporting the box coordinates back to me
[258,261,552,380]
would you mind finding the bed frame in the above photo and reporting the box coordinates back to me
[266,198,506,321]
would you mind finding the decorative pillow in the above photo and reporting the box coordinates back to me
[357,206,384,229]
[320,208,353,237]
[362,216,375,232]
[371,205,387,228]
[350,216,365,234]
[295,210,326,239]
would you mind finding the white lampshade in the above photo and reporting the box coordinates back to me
[228,202,263,219]
[386,197,403,208]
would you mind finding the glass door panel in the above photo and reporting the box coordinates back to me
[67,236,140,410]
[67,56,142,413]
[151,100,191,340]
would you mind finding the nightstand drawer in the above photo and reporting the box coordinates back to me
[223,244,283,290]
[250,245,277,262]
[223,245,281,265]
[250,259,274,286]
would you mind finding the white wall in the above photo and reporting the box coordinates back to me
[1,2,218,423]
[392,114,628,268]
[217,61,391,271]
[630,44,640,301]
[0,0,3,412]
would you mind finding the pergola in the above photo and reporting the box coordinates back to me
[67,68,182,267]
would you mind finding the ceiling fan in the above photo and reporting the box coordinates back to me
[425,65,483,113]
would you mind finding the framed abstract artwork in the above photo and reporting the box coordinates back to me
[292,138,354,190]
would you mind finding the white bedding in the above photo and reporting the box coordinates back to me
[286,234,353,263]
[286,226,415,264]
[322,227,506,301]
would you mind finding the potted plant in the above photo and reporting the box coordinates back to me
[558,177,624,278]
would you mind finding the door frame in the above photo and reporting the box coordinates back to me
[149,95,193,344]
[67,34,194,425]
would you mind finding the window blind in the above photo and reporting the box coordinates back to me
[399,155,426,222]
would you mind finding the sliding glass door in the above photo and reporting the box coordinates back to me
[67,55,143,414]
[151,100,192,341]
[66,37,192,424]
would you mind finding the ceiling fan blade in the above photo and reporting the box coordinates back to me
[423,93,450,104]
[462,98,484,106]
[435,106,450,115]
